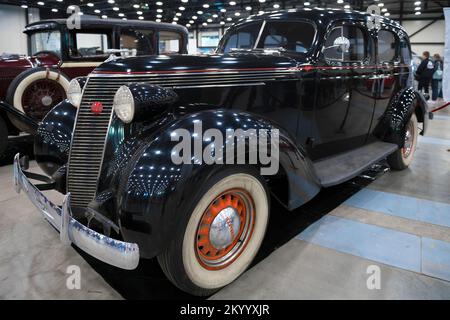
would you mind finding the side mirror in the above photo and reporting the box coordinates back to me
[333,36,350,53]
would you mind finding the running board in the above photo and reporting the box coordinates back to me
[313,141,398,187]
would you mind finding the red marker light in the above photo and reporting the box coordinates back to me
[91,102,103,114]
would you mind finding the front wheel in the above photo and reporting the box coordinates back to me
[158,167,269,296]
[387,113,418,170]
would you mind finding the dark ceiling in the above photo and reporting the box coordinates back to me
[0,0,446,29]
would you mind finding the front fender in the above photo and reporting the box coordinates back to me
[114,109,320,258]
[34,99,76,176]
[373,87,428,147]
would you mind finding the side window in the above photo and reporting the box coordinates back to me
[323,25,366,62]
[158,31,181,54]
[120,29,155,56]
[222,22,261,53]
[69,32,112,59]
[258,21,315,53]
[399,37,411,65]
[378,30,397,63]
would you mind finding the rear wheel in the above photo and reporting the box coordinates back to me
[387,113,418,170]
[158,167,269,296]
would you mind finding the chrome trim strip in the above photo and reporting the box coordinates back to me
[172,82,266,89]
[254,20,267,50]
[13,154,140,270]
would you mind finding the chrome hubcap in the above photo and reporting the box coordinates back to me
[41,95,53,106]
[403,122,414,158]
[209,206,241,249]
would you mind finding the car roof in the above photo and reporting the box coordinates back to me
[233,8,404,32]
[24,15,188,34]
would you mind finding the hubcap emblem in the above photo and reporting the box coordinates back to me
[209,206,241,249]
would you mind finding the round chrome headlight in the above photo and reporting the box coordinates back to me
[113,85,135,123]
[67,78,82,108]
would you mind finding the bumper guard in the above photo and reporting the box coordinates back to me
[13,154,139,270]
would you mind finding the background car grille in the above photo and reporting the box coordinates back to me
[67,77,119,207]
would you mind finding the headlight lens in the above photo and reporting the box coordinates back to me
[67,78,82,108]
[113,86,134,123]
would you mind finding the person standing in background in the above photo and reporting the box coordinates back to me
[432,53,444,101]
[415,51,435,97]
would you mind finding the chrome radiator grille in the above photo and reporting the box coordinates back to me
[67,77,119,207]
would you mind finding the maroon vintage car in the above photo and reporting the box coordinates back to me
[0,16,188,156]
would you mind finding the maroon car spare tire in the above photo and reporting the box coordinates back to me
[6,67,70,122]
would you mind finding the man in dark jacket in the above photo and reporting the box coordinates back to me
[416,51,435,95]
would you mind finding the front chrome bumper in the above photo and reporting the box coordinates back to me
[13,154,140,270]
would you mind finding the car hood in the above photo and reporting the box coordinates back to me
[92,53,301,75]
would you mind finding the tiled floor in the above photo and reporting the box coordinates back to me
[0,101,449,299]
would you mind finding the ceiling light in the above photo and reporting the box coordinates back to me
[212,14,218,18]
[192,15,198,19]
[21,4,28,8]
[415,11,421,15]
[157,9,163,13]
[337,0,344,3]
[113,7,119,11]
[258,0,266,3]
[123,18,127,21]
[235,12,241,16]
[156,19,161,22]
[220,8,227,13]
[203,4,210,8]
[202,22,208,26]
[246,6,252,11]
[220,21,225,25]
[197,10,203,14]
[172,21,177,24]
[384,12,390,16]
[94,9,101,13]
[52,8,58,12]
[138,16,144,20]
[344,4,351,9]
[107,0,114,3]
[37,2,44,5]
[226,17,232,21]
[189,20,194,23]
[304,1,310,5]
[186,23,191,27]
[87,3,94,7]
[133,4,140,9]
[56,0,62,2]
[229,1,236,5]
[414,1,421,5]
[156,2,163,6]
[381,8,387,12]
[378,3,384,7]
[176,12,182,16]
[273,4,280,8]
[181,0,189,2]
[258,10,264,14]
[118,13,124,17]
[415,7,421,10]
[207,18,212,22]
[102,15,108,19]
[173,17,179,21]
[156,14,162,18]
[179,6,185,11]
[137,11,143,15]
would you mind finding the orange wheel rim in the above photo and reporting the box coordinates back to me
[195,188,255,270]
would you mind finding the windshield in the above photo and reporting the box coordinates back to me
[30,31,61,56]
[219,20,316,54]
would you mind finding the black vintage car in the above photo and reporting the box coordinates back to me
[14,9,429,296]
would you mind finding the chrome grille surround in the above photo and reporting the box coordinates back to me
[67,69,297,207]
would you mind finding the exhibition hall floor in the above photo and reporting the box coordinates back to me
[1,103,449,299]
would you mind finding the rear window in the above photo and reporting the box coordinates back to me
[378,30,397,63]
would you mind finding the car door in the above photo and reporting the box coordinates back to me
[369,28,404,139]
[311,21,376,160]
